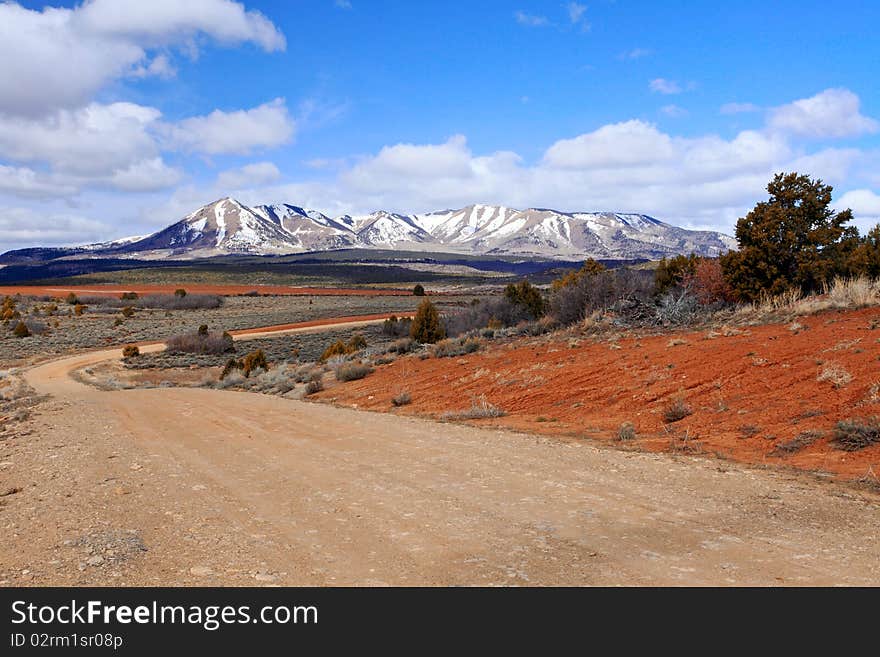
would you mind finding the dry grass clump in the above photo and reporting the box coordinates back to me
[335,362,372,382]
[386,337,416,354]
[440,395,506,421]
[817,362,853,388]
[391,391,412,407]
[320,334,367,361]
[430,336,481,358]
[166,329,234,355]
[616,422,637,441]
[304,378,324,395]
[832,417,880,451]
[663,396,693,423]
[771,430,825,456]
[220,349,268,379]
[122,344,140,359]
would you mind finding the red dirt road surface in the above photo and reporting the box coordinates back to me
[317,306,880,481]
[0,284,410,297]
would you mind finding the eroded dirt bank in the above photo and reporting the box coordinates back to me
[316,306,880,481]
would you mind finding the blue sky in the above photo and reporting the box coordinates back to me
[1,0,879,251]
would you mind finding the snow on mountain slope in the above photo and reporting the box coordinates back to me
[1,199,736,262]
[120,198,295,255]
[351,211,435,248]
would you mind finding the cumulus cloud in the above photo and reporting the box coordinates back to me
[0,165,77,199]
[0,102,162,177]
[0,98,290,198]
[250,91,875,232]
[768,88,879,139]
[159,99,294,155]
[0,1,285,117]
[108,157,182,192]
[0,206,112,248]
[543,121,675,169]
[649,78,682,95]
[217,162,282,189]
[837,189,880,219]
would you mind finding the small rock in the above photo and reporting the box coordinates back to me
[254,573,277,583]
[86,555,104,567]
[189,566,213,577]
[129,463,142,471]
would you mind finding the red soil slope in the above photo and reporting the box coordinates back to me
[318,307,880,481]
[0,284,409,297]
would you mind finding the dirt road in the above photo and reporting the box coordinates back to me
[2,320,879,586]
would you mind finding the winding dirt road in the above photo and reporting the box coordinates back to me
[2,317,880,586]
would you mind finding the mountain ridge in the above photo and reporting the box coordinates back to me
[0,197,737,262]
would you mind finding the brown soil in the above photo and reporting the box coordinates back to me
[0,284,411,297]
[316,307,880,481]
[0,322,877,586]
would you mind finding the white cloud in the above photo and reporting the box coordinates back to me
[159,99,294,155]
[543,121,675,169]
[514,11,549,27]
[108,157,182,192]
[649,78,683,95]
[128,53,177,79]
[335,0,353,8]
[0,206,112,248]
[0,102,161,177]
[0,0,284,116]
[217,162,281,189]
[255,91,872,233]
[720,102,760,115]
[0,98,291,198]
[0,165,77,199]
[837,189,880,219]
[768,88,879,139]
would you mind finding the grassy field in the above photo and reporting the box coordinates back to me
[0,292,479,367]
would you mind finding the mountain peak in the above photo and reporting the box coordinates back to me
[8,200,736,261]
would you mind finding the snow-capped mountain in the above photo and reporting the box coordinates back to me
[0,198,737,262]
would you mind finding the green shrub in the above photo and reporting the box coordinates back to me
[413,284,426,296]
[121,306,135,317]
[121,292,139,301]
[504,280,546,318]
[122,344,140,359]
[66,292,78,305]
[410,299,445,343]
[13,321,30,338]
[174,288,187,298]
